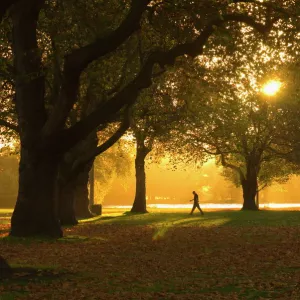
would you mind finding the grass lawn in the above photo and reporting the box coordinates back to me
[1,209,300,299]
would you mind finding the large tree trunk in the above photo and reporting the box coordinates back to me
[10,1,62,237]
[58,181,78,226]
[10,148,62,237]
[131,142,149,213]
[74,165,93,218]
[242,181,258,210]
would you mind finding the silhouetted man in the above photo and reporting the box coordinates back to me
[190,191,204,215]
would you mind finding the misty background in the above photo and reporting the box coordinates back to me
[1,148,299,208]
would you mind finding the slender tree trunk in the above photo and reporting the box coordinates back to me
[131,143,148,213]
[59,131,97,221]
[58,161,93,224]
[74,165,93,218]
[89,162,95,207]
[58,181,78,226]
[10,148,62,237]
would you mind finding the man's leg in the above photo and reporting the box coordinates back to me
[196,203,204,215]
[190,204,196,215]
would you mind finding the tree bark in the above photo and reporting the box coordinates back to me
[241,164,259,211]
[10,0,62,237]
[241,181,258,210]
[58,130,97,222]
[74,165,93,218]
[131,141,149,213]
[57,161,93,224]
[58,181,78,226]
[256,185,259,209]
[89,162,95,208]
[10,148,62,237]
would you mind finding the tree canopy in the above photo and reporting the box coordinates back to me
[0,0,299,236]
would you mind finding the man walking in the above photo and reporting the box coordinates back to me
[190,191,204,215]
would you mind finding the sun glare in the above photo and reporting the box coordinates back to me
[262,80,281,96]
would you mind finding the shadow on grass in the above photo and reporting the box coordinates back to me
[0,234,108,245]
[2,210,300,244]
[0,235,61,245]
[80,210,300,228]
[1,265,70,299]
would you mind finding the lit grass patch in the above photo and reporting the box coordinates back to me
[89,210,300,227]
[0,209,13,214]
[152,217,231,240]
[152,224,172,240]
[79,212,124,224]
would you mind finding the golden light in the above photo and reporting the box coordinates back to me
[262,80,281,96]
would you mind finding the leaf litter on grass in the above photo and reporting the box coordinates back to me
[1,216,300,299]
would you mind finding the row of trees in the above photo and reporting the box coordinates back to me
[0,0,299,237]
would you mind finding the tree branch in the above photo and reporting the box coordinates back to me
[12,0,47,140]
[0,0,20,22]
[266,145,294,157]
[70,108,131,175]
[219,151,245,181]
[45,12,279,153]
[257,182,268,192]
[42,0,151,136]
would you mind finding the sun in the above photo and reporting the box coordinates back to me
[262,80,282,96]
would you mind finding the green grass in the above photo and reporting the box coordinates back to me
[0,292,25,300]
[1,209,300,299]
[2,208,300,227]
[82,210,300,227]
